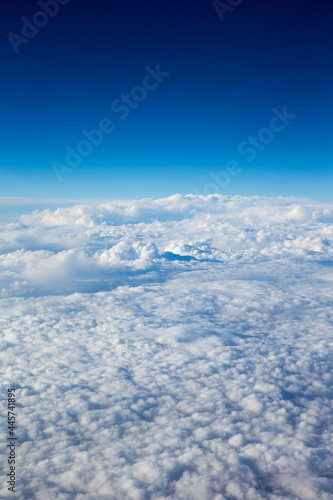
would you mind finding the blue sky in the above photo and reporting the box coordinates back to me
[1,0,332,200]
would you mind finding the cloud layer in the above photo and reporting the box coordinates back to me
[0,194,333,499]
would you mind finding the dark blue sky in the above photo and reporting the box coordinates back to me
[1,0,332,200]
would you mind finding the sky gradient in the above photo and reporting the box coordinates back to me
[1,0,332,200]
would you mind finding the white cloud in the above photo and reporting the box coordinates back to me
[0,195,333,499]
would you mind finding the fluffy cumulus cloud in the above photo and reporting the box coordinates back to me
[0,194,333,499]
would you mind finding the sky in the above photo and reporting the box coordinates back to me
[1,0,332,201]
[2,3,333,496]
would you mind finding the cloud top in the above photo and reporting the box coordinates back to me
[0,195,332,499]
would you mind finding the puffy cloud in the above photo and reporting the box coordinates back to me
[1,194,332,298]
[0,195,333,499]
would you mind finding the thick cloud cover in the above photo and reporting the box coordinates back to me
[0,194,333,499]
